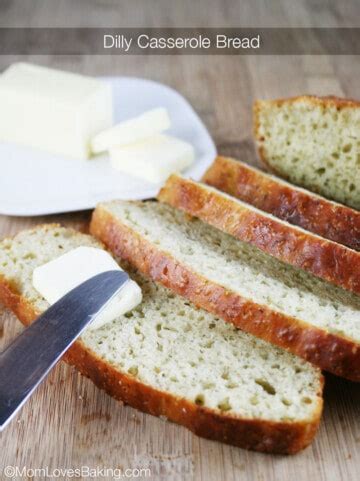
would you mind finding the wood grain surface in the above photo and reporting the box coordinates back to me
[0,1,360,480]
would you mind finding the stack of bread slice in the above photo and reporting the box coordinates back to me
[0,224,323,454]
[91,198,360,382]
[0,95,358,454]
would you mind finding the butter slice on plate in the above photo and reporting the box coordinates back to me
[32,246,142,330]
[110,134,195,184]
[91,107,171,154]
[0,63,112,159]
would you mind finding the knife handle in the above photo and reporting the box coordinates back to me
[0,270,129,430]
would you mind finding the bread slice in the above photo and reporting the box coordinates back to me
[90,201,360,381]
[254,95,360,209]
[202,156,360,251]
[0,224,323,454]
[158,173,360,295]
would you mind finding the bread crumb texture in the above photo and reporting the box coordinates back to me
[0,225,321,422]
[104,201,360,343]
[255,96,360,209]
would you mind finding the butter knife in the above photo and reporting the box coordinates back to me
[0,269,129,430]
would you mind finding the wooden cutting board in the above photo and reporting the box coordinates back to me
[1,263,360,481]
[1,214,360,481]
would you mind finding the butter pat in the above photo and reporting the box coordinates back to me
[110,134,195,183]
[0,63,112,159]
[32,247,142,330]
[91,107,170,154]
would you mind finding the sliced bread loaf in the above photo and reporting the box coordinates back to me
[158,173,360,295]
[202,156,360,251]
[0,224,323,453]
[254,95,360,209]
[91,201,360,381]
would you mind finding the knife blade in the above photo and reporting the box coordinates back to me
[0,269,129,431]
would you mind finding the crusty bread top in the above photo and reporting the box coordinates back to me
[0,224,322,424]
[256,95,360,110]
[202,156,360,251]
[158,173,360,295]
[254,95,360,209]
[95,200,360,346]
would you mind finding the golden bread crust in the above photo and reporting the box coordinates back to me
[158,173,360,295]
[90,205,360,382]
[255,95,360,112]
[0,272,323,454]
[202,157,360,251]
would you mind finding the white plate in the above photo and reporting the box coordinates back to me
[0,77,216,216]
